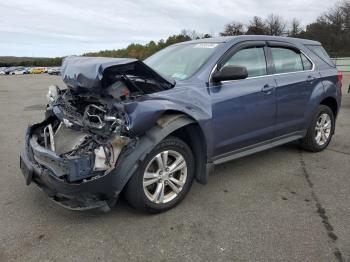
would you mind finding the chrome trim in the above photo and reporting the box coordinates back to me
[208,49,316,84]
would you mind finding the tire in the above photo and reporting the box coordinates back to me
[124,136,195,213]
[300,105,335,152]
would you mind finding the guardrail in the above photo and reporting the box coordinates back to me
[332,57,350,72]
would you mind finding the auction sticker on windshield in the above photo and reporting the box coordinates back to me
[193,43,218,48]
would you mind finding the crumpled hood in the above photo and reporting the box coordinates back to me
[60,56,175,92]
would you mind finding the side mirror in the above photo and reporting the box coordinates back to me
[212,65,248,82]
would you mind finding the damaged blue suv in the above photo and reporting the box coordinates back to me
[20,36,342,213]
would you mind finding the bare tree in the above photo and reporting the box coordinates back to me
[289,18,302,37]
[246,16,267,35]
[180,29,201,40]
[325,4,346,56]
[341,0,350,53]
[342,0,350,31]
[265,14,287,36]
[220,21,246,36]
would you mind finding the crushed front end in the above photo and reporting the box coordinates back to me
[19,56,175,210]
[20,88,132,210]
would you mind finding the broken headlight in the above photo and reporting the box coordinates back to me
[46,85,60,103]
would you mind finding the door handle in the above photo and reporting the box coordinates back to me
[261,84,274,93]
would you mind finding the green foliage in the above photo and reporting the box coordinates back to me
[84,34,191,60]
[0,57,62,67]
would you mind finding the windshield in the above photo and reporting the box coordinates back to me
[144,43,219,80]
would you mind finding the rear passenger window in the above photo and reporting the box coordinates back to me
[224,47,267,77]
[271,47,303,73]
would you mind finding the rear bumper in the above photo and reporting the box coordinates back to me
[19,125,120,211]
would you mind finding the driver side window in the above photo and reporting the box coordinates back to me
[224,47,267,78]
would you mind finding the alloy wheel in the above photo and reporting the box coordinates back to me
[315,113,332,146]
[143,150,187,204]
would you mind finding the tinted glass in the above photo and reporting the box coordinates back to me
[301,53,313,70]
[224,47,267,77]
[307,45,334,66]
[271,47,303,74]
[144,43,219,80]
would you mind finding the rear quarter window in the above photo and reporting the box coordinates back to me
[306,45,335,67]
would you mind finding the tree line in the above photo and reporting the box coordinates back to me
[2,0,349,67]
[218,0,350,57]
[0,57,62,67]
[84,33,195,60]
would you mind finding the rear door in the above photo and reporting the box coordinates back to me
[210,42,277,157]
[267,42,319,137]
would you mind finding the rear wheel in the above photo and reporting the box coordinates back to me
[300,105,335,152]
[124,136,194,213]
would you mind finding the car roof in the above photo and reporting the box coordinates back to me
[176,35,321,46]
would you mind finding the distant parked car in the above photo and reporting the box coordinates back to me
[4,67,16,75]
[30,68,46,74]
[0,70,6,75]
[47,67,61,75]
[10,68,29,75]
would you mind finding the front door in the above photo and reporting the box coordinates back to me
[210,44,276,157]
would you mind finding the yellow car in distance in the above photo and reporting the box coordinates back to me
[30,68,46,74]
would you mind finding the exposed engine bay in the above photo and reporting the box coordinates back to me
[49,86,130,138]
[28,56,176,183]
[31,86,132,182]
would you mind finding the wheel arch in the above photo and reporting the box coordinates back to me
[167,121,210,184]
[157,110,211,184]
[320,96,339,118]
[109,112,211,196]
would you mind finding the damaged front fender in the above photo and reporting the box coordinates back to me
[107,115,196,191]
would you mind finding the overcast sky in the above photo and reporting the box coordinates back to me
[0,0,338,57]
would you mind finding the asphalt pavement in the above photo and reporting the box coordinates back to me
[0,74,349,262]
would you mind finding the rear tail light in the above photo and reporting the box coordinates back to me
[338,71,343,87]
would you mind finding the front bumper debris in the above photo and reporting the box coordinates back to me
[19,125,119,211]
[29,134,93,182]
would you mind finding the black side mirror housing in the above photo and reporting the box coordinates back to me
[212,65,248,82]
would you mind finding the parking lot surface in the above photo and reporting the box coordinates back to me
[0,74,349,262]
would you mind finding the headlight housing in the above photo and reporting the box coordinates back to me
[46,85,59,103]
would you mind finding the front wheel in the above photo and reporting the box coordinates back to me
[124,136,195,213]
[300,105,335,152]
